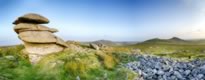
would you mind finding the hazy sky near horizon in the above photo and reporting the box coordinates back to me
[1,0,205,45]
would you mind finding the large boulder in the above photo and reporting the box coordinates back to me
[14,23,58,34]
[19,31,57,43]
[13,13,49,24]
[24,42,64,55]
[90,43,99,50]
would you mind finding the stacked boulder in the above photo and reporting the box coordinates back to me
[13,13,68,64]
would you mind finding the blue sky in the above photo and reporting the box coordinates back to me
[0,0,205,45]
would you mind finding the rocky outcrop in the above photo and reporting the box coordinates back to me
[90,43,100,50]
[13,13,68,64]
[126,55,205,80]
[89,43,108,50]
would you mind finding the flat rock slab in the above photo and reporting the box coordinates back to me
[19,31,57,43]
[24,42,64,55]
[13,13,49,24]
[14,23,58,33]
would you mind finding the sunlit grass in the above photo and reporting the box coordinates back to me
[2,42,205,80]
[127,43,205,60]
[0,45,137,80]
[95,51,116,69]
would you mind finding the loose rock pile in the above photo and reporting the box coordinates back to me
[13,13,68,64]
[126,55,205,80]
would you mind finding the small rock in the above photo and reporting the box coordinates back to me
[185,70,191,75]
[170,75,176,80]
[157,70,164,75]
[174,71,183,79]
[76,76,80,80]
[197,74,204,79]
[199,65,205,69]
[153,69,157,74]
[4,55,16,61]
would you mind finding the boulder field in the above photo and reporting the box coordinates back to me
[125,55,205,80]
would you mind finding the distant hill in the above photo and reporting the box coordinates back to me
[92,40,117,46]
[169,37,186,42]
[188,39,205,45]
[80,40,138,46]
[142,37,187,44]
[134,37,205,45]
[115,41,139,46]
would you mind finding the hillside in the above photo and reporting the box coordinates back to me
[92,40,117,46]
[81,40,137,46]
[124,37,205,60]
[138,37,205,45]
[0,43,137,80]
[142,37,188,44]
[2,39,205,80]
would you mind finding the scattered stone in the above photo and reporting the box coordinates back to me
[125,55,205,80]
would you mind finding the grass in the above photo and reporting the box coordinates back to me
[127,42,205,60]
[4,41,205,80]
[0,45,137,80]
[2,41,205,80]
[112,52,137,64]
[95,51,116,69]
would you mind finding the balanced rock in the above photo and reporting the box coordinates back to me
[13,13,49,24]
[13,13,67,64]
